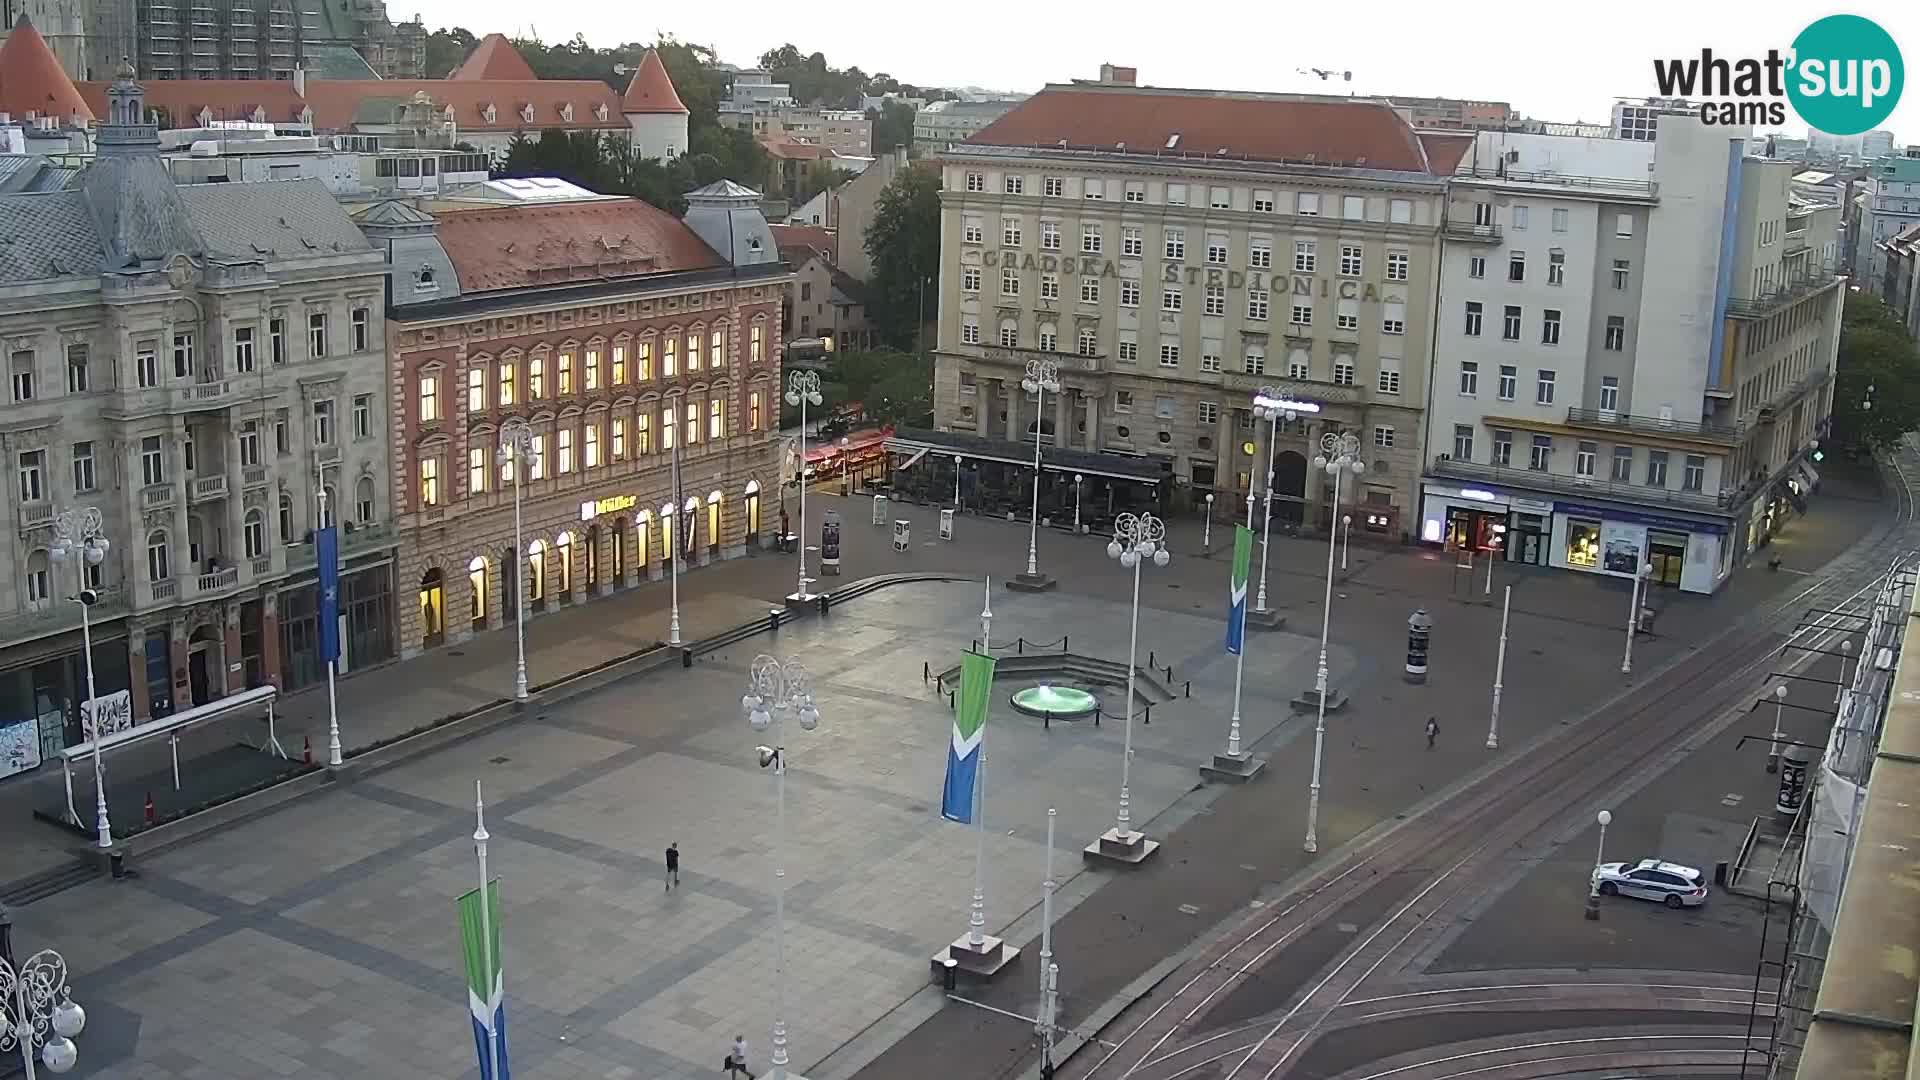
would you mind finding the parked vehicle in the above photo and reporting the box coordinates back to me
[1592,858,1710,908]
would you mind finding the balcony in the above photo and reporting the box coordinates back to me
[1428,456,1730,513]
[1454,166,1659,201]
[314,445,343,466]
[141,484,176,509]
[1725,266,1843,320]
[1441,220,1504,243]
[149,579,178,604]
[285,523,395,571]
[1563,408,1743,445]
[243,466,270,488]
[177,379,241,410]
[18,502,53,535]
[196,565,240,595]
[251,555,273,577]
[189,474,229,502]
[0,587,128,649]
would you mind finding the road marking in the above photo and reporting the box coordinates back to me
[1179,904,1202,916]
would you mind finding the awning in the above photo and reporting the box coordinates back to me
[884,427,1165,485]
[806,426,894,464]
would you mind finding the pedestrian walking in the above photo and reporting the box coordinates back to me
[725,1034,755,1078]
[1425,716,1439,749]
[665,842,680,891]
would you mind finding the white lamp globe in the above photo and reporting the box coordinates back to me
[1153,548,1170,567]
[741,693,760,716]
[41,1036,77,1073]
[749,706,772,731]
[1106,539,1123,559]
[1120,550,1138,569]
[1312,455,1328,470]
[52,999,86,1038]
[785,390,800,406]
[1137,540,1156,558]
[1597,809,1612,826]
[1352,460,1366,476]
[797,703,819,731]
[86,541,107,565]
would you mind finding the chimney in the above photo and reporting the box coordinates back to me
[1098,64,1137,86]
[293,65,307,98]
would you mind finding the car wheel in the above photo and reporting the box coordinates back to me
[1665,894,1683,909]
[1599,882,1618,896]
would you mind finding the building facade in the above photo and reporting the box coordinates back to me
[770,226,876,352]
[0,62,395,778]
[1851,152,1920,289]
[1387,95,1515,131]
[372,182,790,658]
[929,75,1464,530]
[1421,121,1844,595]
[913,98,1025,152]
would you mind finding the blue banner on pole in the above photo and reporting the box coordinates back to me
[316,525,341,662]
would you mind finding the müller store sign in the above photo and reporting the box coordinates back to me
[580,493,639,521]
[971,250,1388,303]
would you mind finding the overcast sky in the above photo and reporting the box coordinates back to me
[408,0,1920,141]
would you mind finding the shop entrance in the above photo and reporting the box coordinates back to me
[1445,507,1506,554]
[1647,530,1687,588]
[1507,512,1549,566]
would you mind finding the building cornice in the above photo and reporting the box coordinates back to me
[389,262,793,328]
[939,144,1448,191]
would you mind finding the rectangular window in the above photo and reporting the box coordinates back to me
[1541,309,1561,345]
[1297,192,1321,216]
[1377,362,1401,395]
[499,361,516,405]
[1387,250,1409,281]
[1381,302,1405,335]
[142,436,166,486]
[1123,227,1143,257]
[1464,302,1483,336]
[1469,255,1486,279]
[1339,244,1363,276]
[1612,446,1633,482]
[469,446,488,493]
[1244,347,1266,375]
[1374,425,1395,448]
[1163,289,1183,312]
[1576,441,1597,477]
[1452,425,1474,460]
[313,399,336,445]
[1536,369,1556,404]
[1512,205,1530,230]
[1041,221,1060,250]
[307,312,327,358]
[1002,217,1022,246]
[9,351,32,402]
[964,218,983,245]
[999,322,1018,348]
[1124,182,1146,203]
[418,374,439,421]
[269,318,286,365]
[1332,361,1354,386]
[1200,342,1222,372]
[1492,430,1512,466]
[1154,396,1176,420]
[1605,316,1626,351]
[1498,365,1516,401]
[1002,269,1021,297]
[1459,360,1479,395]
[1038,325,1057,351]
[353,394,371,439]
[1080,278,1100,303]
[1199,401,1220,424]
[685,403,700,446]
[419,455,440,506]
[962,266,980,293]
[1343,195,1365,220]
[684,336,701,376]
[1205,286,1226,316]
[16,449,45,502]
[1528,434,1552,471]
[351,307,370,353]
[467,368,485,412]
[1120,279,1141,307]
[1117,340,1138,363]
[1615,212,1633,237]
[1159,343,1180,367]
[1206,236,1228,265]
[1646,450,1669,487]
[1083,180,1105,201]
[1166,184,1187,206]
[611,346,627,384]
[1114,390,1133,412]
[229,327,255,374]
[1552,207,1569,233]
[137,343,159,388]
[1390,198,1413,224]
[1502,305,1522,341]
[1082,224,1103,254]
[1599,377,1619,414]
[1337,299,1359,330]
[1004,174,1024,195]
[274,414,289,456]
[1294,240,1316,272]
[1291,304,1313,326]
[1209,186,1231,210]
[1246,291,1269,321]
[1165,228,1186,260]
[1040,274,1060,301]
[637,413,653,454]
[965,172,984,192]
[172,332,194,378]
[585,349,601,390]
[1508,250,1525,282]
[1044,176,1064,197]
[1288,355,1311,379]
[1612,259,1630,290]
[961,318,981,345]
[556,428,574,474]
[68,439,96,493]
[1677,453,1708,493]
[1249,240,1272,269]
[1547,250,1565,286]
[709,399,725,441]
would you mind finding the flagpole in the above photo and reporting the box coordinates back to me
[316,462,341,767]
[473,780,501,1080]
[968,578,991,949]
[1227,495,1255,759]
[1037,806,1058,1076]
[669,438,683,647]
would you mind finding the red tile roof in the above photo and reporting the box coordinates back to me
[0,16,93,123]
[967,85,1438,174]
[77,77,626,134]
[451,34,538,82]
[769,224,835,261]
[1418,132,1474,175]
[622,49,687,115]
[427,199,724,294]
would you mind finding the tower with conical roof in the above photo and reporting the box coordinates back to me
[0,15,94,130]
[622,48,688,162]
[81,59,207,270]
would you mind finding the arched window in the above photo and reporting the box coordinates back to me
[660,501,676,564]
[584,524,600,589]
[24,549,51,610]
[355,475,375,525]
[706,491,722,556]
[683,495,700,557]
[609,517,626,584]
[320,485,338,528]
[243,509,266,559]
[468,555,488,630]
[1038,321,1058,352]
[278,493,294,544]
[527,539,547,606]
[745,479,762,541]
[1244,344,1266,376]
[147,530,171,582]
[1077,327,1098,357]
[999,318,1019,348]
[555,530,575,598]
[634,510,652,576]
[419,567,445,647]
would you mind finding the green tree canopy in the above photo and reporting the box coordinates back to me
[868,99,917,155]
[863,168,942,349]
[424,26,476,78]
[829,349,933,427]
[1833,292,1920,450]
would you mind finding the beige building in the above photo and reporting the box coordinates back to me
[0,63,395,776]
[930,71,1466,531]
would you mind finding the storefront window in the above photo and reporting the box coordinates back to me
[1566,519,1601,568]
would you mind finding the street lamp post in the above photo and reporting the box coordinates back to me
[1036,807,1059,1078]
[1304,432,1363,855]
[1091,513,1169,865]
[786,372,824,603]
[1203,493,1215,555]
[497,420,538,700]
[1585,809,1613,920]
[1017,359,1061,589]
[1340,514,1351,573]
[0,931,86,1077]
[953,454,964,509]
[1836,640,1854,704]
[1620,562,1650,675]
[1250,389,1297,619]
[743,655,821,1080]
[1072,474,1083,535]
[1768,684,1788,773]
[1487,584,1511,750]
[50,508,111,849]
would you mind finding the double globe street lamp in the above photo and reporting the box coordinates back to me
[1095,513,1169,864]
[785,372,824,604]
[0,939,87,1076]
[1304,432,1363,854]
[49,508,112,849]
[743,655,821,1080]
[1018,358,1061,589]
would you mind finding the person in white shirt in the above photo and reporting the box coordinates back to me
[726,1034,755,1078]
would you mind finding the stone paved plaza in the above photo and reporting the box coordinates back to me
[12,579,1336,1080]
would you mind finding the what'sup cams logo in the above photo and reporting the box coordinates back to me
[1652,14,1903,135]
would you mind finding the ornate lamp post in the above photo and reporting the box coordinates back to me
[1303,431,1363,854]
[497,420,538,700]
[1090,513,1168,865]
[1015,358,1061,590]
[0,937,87,1076]
[49,508,111,849]
[743,656,821,1080]
[785,372,824,603]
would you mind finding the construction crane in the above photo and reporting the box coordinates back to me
[1298,67,1353,82]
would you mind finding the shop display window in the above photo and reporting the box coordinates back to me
[1567,519,1601,568]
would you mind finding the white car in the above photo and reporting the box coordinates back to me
[1592,858,1710,908]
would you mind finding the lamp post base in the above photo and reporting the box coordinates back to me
[1584,892,1602,921]
[1201,751,1266,784]
[786,591,819,609]
[1083,827,1160,867]
[931,934,1020,981]
[1246,607,1288,631]
[1289,687,1348,713]
[1007,572,1057,593]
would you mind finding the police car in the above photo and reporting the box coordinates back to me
[1591,858,1710,908]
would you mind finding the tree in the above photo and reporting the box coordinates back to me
[1833,292,1920,450]
[868,99,917,155]
[424,26,476,78]
[795,160,854,205]
[831,349,933,427]
[864,168,941,349]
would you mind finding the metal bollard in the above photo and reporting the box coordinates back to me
[1018,638,1025,655]
[1164,665,1173,682]
[1144,704,1152,725]
[1184,681,1191,698]
[110,851,127,879]
[923,661,931,683]
[1094,707,1101,728]
[1044,711,1051,730]
[681,647,693,669]
[1149,650,1157,668]
[941,955,959,991]
[818,593,830,615]
[768,607,782,633]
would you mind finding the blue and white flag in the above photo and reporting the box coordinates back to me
[316,523,340,663]
[1226,525,1253,655]
[941,651,995,823]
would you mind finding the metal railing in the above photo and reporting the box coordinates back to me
[285,523,395,569]
[1429,456,1731,511]
[1457,166,1659,197]
[18,502,54,531]
[1564,407,1743,443]
[191,475,228,501]
[1725,266,1843,319]
[0,588,128,648]
[1441,220,1503,241]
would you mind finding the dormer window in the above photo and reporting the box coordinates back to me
[197,106,214,126]
[298,105,313,125]
[519,103,535,124]
[594,102,609,121]
[414,265,438,293]
[251,106,266,123]
[483,103,497,125]
[559,102,574,122]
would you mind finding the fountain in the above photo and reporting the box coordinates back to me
[1009,682,1099,721]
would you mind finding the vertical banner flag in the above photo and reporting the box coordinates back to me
[1226,525,1253,655]
[941,651,996,823]
[316,523,341,663]
[458,880,511,1080]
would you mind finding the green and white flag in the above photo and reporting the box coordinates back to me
[458,879,511,1080]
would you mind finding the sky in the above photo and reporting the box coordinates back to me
[405,0,1920,142]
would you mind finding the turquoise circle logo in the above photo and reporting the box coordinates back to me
[1787,14,1904,136]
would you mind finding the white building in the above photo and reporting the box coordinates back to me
[1421,118,1844,595]
[1850,152,1920,286]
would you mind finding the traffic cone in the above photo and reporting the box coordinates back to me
[144,791,155,825]
[303,735,312,765]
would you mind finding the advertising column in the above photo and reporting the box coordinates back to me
[822,510,842,576]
